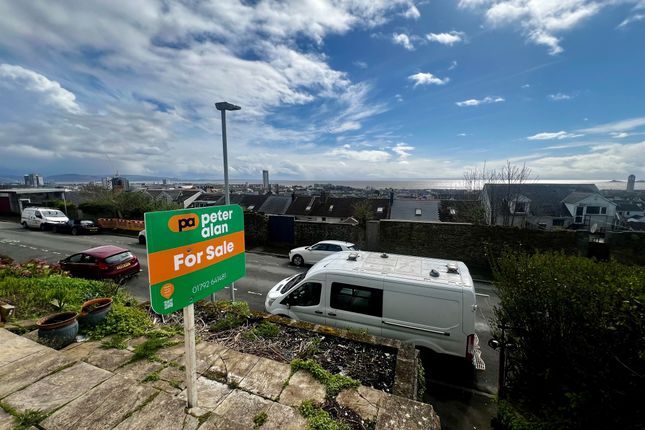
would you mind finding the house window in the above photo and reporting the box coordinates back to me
[305,205,312,211]
[514,202,527,213]
[247,205,255,210]
[330,283,383,317]
[415,208,422,216]
[586,206,600,215]
[376,207,384,213]
[328,205,334,212]
[601,207,607,214]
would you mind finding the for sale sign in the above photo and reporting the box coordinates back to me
[144,205,245,314]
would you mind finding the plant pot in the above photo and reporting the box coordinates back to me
[37,312,78,349]
[78,297,113,327]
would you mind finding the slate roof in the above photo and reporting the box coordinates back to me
[309,197,390,220]
[258,196,293,215]
[285,196,320,216]
[389,200,439,221]
[617,203,643,212]
[482,183,600,217]
[561,192,595,204]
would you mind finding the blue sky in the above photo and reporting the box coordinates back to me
[0,0,644,180]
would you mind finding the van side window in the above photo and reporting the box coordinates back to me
[330,283,383,317]
[287,282,322,307]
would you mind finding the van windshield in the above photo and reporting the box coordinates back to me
[280,272,306,294]
[43,210,65,217]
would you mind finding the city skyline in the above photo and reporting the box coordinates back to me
[1,1,644,180]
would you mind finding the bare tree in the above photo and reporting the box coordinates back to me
[499,161,534,227]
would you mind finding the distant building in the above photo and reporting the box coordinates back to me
[627,174,636,192]
[262,170,270,192]
[23,173,44,188]
[111,176,130,192]
[0,188,66,214]
[101,177,113,190]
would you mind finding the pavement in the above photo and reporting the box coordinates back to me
[0,329,441,429]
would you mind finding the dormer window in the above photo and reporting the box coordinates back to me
[247,205,255,210]
[376,207,384,213]
[513,202,527,213]
[328,205,334,212]
[305,205,312,211]
[415,208,422,216]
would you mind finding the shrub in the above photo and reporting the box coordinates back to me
[85,302,152,339]
[299,400,350,430]
[245,320,280,339]
[492,251,645,430]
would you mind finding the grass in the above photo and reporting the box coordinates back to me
[131,337,179,362]
[291,359,359,397]
[0,402,48,430]
[299,400,350,430]
[101,334,128,350]
[210,314,248,332]
[253,411,268,428]
[143,371,160,382]
[245,320,281,339]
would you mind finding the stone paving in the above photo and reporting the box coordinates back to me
[0,329,440,429]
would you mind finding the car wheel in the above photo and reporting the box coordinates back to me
[52,226,58,233]
[292,255,304,266]
[71,227,78,236]
[21,221,28,229]
[39,223,46,231]
[138,236,146,245]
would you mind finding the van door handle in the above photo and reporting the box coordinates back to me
[328,312,336,316]
[315,311,323,314]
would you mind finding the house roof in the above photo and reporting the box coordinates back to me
[561,192,596,204]
[238,194,269,211]
[482,183,600,217]
[309,197,390,219]
[617,203,642,212]
[258,195,293,215]
[389,200,439,221]
[286,196,320,215]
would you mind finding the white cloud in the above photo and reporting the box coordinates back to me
[329,121,362,133]
[460,0,606,55]
[409,72,450,87]
[580,117,645,133]
[353,60,368,69]
[457,132,470,136]
[617,13,645,28]
[521,83,531,88]
[548,92,572,101]
[527,131,584,140]
[455,96,504,107]
[393,33,414,50]
[611,132,629,138]
[395,93,403,102]
[0,64,82,113]
[426,31,465,45]
[403,4,421,19]
[448,60,458,70]
[328,146,391,162]
[392,142,414,159]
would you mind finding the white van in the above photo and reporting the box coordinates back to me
[266,251,481,364]
[21,207,69,230]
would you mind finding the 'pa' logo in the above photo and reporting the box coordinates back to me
[168,213,199,233]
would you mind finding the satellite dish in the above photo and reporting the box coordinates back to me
[590,223,598,234]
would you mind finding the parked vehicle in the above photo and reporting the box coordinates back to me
[59,245,141,283]
[138,229,146,244]
[289,240,358,266]
[21,207,69,230]
[266,251,480,364]
[52,219,100,235]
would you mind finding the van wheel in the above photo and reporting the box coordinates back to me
[138,236,146,245]
[39,224,46,231]
[52,226,58,233]
[71,227,78,236]
[21,222,28,229]
[292,255,304,266]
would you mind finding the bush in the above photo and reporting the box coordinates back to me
[299,400,350,430]
[492,251,645,430]
[84,302,152,339]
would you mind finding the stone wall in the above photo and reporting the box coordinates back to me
[294,220,365,248]
[244,212,268,247]
[606,231,645,266]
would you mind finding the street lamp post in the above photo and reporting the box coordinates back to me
[215,101,241,301]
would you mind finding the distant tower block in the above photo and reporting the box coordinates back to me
[627,174,635,192]
[262,170,270,192]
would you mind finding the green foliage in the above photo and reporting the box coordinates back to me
[214,300,252,317]
[297,337,322,359]
[492,251,645,430]
[101,335,128,350]
[0,259,67,279]
[85,302,152,339]
[143,371,161,382]
[146,324,183,339]
[416,360,426,400]
[351,200,374,227]
[291,359,359,397]
[253,411,268,429]
[210,314,248,332]
[0,401,48,430]
[78,186,181,220]
[245,320,281,339]
[208,300,252,332]
[496,400,550,430]
[299,400,350,430]
[131,337,178,362]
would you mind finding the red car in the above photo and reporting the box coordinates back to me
[60,245,140,282]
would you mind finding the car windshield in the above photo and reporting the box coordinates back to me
[104,251,134,265]
[43,210,65,217]
[280,272,306,294]
[348,244,359,251]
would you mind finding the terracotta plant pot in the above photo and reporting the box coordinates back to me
[78,297,113,327]
[37,312,78,349]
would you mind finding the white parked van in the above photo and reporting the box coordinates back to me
[266,251,481,363]
[21,207,69,230]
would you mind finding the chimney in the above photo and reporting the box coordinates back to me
[291,192,296,202]
[389,191,394,206]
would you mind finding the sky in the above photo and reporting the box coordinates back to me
[0,0,644,181]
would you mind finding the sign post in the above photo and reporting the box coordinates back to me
[145,204,246,408]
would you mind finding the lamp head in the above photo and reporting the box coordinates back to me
[215,102,241,111]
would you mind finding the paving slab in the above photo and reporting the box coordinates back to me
[2,362,112,414]
[0,348,72,398]
[116,360,164,382]
[152,379,183,395]
[263,402,308,430]
[197,340,229,360]
[336,386,390,422]
[212,389,272,428]
[207,349,260,384]
[375,393,441,430]
[198,414,247,430]
[159,365,186,388]
[238,357,291,400]
[0,329,48,367]
[0,408,17,430]
[40,374,157,430]
[155,340,185,363]
[59,340,134,371]
[113,391,199,430]
[59,340,99,362]
[279,370,326,407]
[178,376,232,410]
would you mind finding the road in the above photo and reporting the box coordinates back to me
[0,220,500,427]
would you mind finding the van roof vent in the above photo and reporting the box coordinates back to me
[347,252,359,261]
[380,253,388,258]
[429,269,440,277]
[446,263,459,274]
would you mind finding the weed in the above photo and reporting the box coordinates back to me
[143,371,160,382]
[299,400,349,430]
[210,314,247,332]
[297,337,322,359]
[131,337,178,362]
[0,402,48,430]
[146,325,183,339]
[101,334,128,350]
[85,303,152,340]
[245,320,280,339]
[253,411,268,428]
[291,359,359,397]
[227,379,239,389]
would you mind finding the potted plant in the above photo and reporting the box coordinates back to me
[78,297,113,327]
[36,311,78,349]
